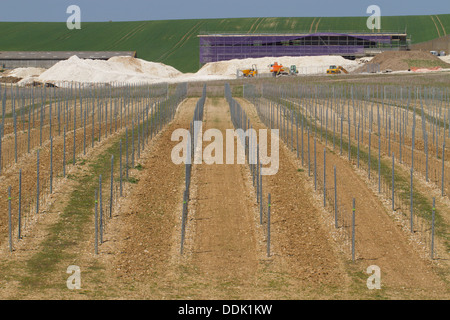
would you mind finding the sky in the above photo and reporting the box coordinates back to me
[0,0,448,22]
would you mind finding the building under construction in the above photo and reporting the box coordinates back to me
[199,32,410,64]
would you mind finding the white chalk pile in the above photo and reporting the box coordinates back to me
[196,55,361,77]
[7,54,368,87]
[36,55,181,84]
[7,67,47,78]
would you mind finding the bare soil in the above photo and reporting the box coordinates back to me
[0,123,127,299]
[1,92,447,299]
[358,50,450,72]
[238,97,449,298]
[99,98,197,297]
[185,97,261,297]
[237,98,350,289]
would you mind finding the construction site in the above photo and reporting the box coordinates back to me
[0,9,449,303]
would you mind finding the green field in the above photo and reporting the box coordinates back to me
[0,14,449,73]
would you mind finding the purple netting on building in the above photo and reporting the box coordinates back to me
[199,32,405,63]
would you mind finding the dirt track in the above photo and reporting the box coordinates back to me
[187,98,261,293]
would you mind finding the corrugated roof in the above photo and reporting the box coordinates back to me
[0,51,136,60]
[198,31,408,37]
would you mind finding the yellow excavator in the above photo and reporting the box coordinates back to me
[238,64,258,77]
[326,65,348,74]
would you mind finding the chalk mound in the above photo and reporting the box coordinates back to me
[6,67,46,78]
[438,55,450,64]
[108,56,183,78]
[37,55,183,84]
[196,55,360,76]
[17,76,41,87]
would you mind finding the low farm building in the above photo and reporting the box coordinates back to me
[0,51,137,69]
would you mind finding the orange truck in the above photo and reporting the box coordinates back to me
[269,62,298,77]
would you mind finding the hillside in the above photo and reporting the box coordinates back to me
[0,14,449,73]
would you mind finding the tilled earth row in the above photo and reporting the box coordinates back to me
[238,97,448,298]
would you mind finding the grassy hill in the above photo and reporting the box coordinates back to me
[0,14,449,73]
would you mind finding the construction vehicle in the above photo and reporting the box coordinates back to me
[289,65,298,75]
[326,65,348,74]
[237,64,258,78]
[269,62,298,77]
